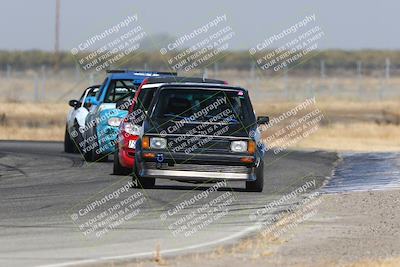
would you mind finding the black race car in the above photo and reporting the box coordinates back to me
[133,83,269,192]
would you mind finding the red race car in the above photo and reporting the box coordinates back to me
[113,77,227,175]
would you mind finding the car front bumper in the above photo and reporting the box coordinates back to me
[97,125,119,154]
[119,148,135,168]
[137,152,257,181]
[140,167,255,181]
[118,134,139,168]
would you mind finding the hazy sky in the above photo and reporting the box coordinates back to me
[0,0,398,51]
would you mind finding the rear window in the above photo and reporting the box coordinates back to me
[152,88,254,124]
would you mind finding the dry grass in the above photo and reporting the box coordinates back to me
[0,101,399,152]
[256,100,400,152]
[0,103,67,141]
[344,258,400,267]
[254,100,400,124]
[0,126,64,141]
[0,102,69,127]
[295,122,400,152]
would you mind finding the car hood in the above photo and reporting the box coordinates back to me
[97,103,116,112]
[97,105,128,126]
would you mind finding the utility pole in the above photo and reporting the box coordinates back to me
[54,0,60,72]
[320,59,325,79]
[357,61,362,99]
[385,58,390,79]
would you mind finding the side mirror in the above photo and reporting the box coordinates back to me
[257,116,269,125]
[116,100,130,110]
[68,100,79,108]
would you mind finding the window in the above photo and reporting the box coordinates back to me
[88,88,99,98]
[78,86,99,103]
[129,88,157,125]
[152,88,252,124]
[136,88,157,111]
[104,80,137,103]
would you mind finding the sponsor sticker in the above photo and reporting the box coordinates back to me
[128,140,136,148]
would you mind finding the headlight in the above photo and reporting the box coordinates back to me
[123,123,141,135]
[230,141,247,152]
[150,137,167,149]
[108,117,123,127]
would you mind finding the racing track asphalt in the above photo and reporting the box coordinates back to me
[0,141,338,267]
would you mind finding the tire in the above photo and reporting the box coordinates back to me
[83,124,102,162]
[138,176,155,189]
[75,126,84,154]
[113,149,130,175]
[64,125,75,153]
[246,160,264,192]
[132,161,155,188]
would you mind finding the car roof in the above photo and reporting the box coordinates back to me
[156,83,247,92]
[145,76,226,84]
[140,77,229,90]
[107,70,177,81]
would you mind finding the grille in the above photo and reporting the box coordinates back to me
[144,162,249,174]
[166,136,231,153]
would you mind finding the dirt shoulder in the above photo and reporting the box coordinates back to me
[124,189,400,267]
[257,189,400,267]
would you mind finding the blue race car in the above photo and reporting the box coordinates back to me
[81,70,176,162]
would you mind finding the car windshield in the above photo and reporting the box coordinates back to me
[88,88,99,98]
[104,80,137,103]
[136,88,157,111]
[152,88,250,124]
[78,87,99,102]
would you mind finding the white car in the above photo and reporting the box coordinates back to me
[64,85,100,153]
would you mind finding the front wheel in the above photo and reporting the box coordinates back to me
[246,160,264,192]
[64,125,75,153]
[113,149,130,175]
[132,161,155,189]
[83,124,102,162]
